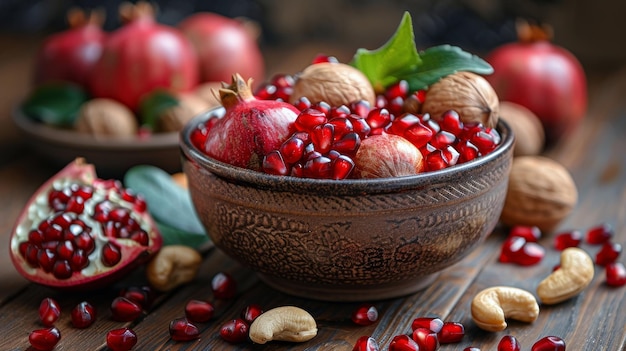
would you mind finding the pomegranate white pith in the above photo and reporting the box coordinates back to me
[9,159,162,290]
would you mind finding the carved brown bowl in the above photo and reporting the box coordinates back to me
[180,109,514,301]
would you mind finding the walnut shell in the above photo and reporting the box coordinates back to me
[158,93,211,132]
[500,156,577,233]
[499,101,545,156]
[75,98,138,137]
[289,62,376,107]
[422,71,499,128]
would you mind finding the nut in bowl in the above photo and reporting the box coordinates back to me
[180,108,514,301]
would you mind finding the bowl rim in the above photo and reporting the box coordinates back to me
[12,104,179,151]
[180,107,514,195]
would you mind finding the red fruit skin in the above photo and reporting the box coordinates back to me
[8,158,162,291]
[34,14,106,87]
[89,12,198,111]
[486,40,587,143]
[178,13,265,87]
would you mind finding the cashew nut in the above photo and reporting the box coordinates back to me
[249,306,317,344]
[537,247,594,305]
[471,286,539,332]
[146,245,202,291]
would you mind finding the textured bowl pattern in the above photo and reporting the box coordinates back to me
[181,110,514,301]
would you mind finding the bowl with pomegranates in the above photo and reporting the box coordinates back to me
[180,108,514,302]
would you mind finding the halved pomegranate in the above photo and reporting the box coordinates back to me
[9,158,162,291]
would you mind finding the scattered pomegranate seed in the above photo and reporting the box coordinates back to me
[438,321,465,343]
[351,303,379,326]
[71,301,96,329]
[553,230,582,251]
[500,236,545,266]
[241,303,264,324]
[110,296,142,322]
[120,286,152,310]
[389,334,420,351]
[605,262,626,286]
[169,317,200,342]
[352,335,380,351]
[509,226,541,242]
[595,241,622,266]
[531,336,566,351]
[586,223,613,244]
[185,300,215,323]
[498,335,521,351]
[410,317,443,333]
[38,298,61,327]
[106,327,137,351]
[464,348,481,351]
[211,272,237,299]
[29,326,61,351]
[412,327,439,351]
[219,318,249,344]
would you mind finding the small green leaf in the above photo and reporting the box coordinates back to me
[123,165,208,247]
[350,11,421,93]
[21,82,88,127]
[404,45,495,91]
[137,90,180,129]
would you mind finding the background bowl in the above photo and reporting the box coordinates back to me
[12,107,181,178]
[180,110,514,301]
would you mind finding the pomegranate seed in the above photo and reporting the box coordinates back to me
[312,53,338,64]
[350,100,371,118]
[425,150,449,171]
[385,80,409,100]
[586,223,614,244]
[220,318,249,344]
[110,297,142,322]
[500,236,545,266]
[411,317,443,333]
[169,317,200,341]
[313,101,331,115]
[366,108,391,129]
[498,335,521,351]
[553,230,582,250]
[255,83,277,99]
[329,117,353,140]
[439,110,463,135]
[121,286,153,309]
[456,140,479,163]
[303,156,333,179]
[29,326,61,351]
[38,248,56,273]
[273,86,294,101]
[211,272,237,299]
[431,130,457,149]
[596,242,622,266]
[280,135,306,164]
[130,230,149,246]
[56,240,75,260]
[73,231,95,254]
[101,242,122,267]
[531,336,566,351]
[263,150,289,176]
[331,155,355,180]
[464,348,481,351]
[438,321,465,343]
[509,226,541,242]
[106,327,137,351]
[387,96,405,117]
[606,262,626,286]
[241,303,264,324]
[71,301,96,328]
[442,145,460,166]
[311,123,335,154]
[348,115,372,138]
[389,334,420,351]
[185,300,215,323]
[333,132,361,155]
[52,260,72,279]
[411,327,439,351]
[471,130,498,154]
[353,335,380,351]
[329,105,351,119]
[39,298,61,327]
[295,108,327,132]
[271,73,295,88]
[351,303,379,326]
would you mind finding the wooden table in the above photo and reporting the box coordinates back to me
[1,36,625,350]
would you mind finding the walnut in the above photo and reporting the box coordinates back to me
[157,93,211,132]
[499,101,545,156]
[289,62,376,107]
[75,98,138,137]
[422,71,499,128]
[194,81,223,107]
[500,156,578,233]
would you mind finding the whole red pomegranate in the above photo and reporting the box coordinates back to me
[179,13,265,87]
[34,8,106,87]
[485,21,587,143]
[9,158,162,291]
[203,73,299,171]
[89,2,198,111]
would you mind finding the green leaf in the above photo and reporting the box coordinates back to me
[123,165,208,248]
[21,82,88,127]
[404,45,495,91]
[137,90,180,129]
[156,220,210,250]
[349,11,422,93]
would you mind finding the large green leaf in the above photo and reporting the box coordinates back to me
[21,82,88,127]
[404,45,495,91]
[124,165,209,249]
[350,11,421,93]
